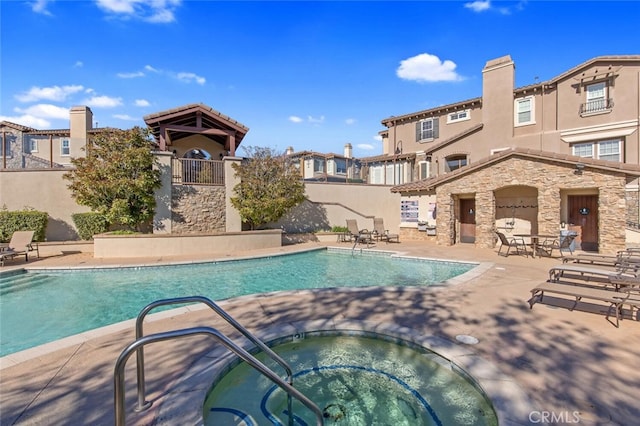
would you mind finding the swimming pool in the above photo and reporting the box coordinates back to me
[0,248,476,356]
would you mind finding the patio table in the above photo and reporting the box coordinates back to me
[514,234,556,258]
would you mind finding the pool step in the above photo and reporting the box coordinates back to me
[0,273,54,296]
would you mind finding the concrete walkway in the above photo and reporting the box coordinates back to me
[1,241,639,425]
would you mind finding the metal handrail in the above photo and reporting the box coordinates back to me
[114,327,324,426]
[133,296,294,423]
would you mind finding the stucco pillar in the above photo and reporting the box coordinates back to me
[152,151,173,234]
[224,156,243,232]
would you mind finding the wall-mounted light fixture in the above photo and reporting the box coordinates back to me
[575,163,585,175]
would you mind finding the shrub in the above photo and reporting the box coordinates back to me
[0,209,48,242]
[72,212,109,240]
[330,226,348,233]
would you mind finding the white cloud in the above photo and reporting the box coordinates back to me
[30,0,52,15]
[373,135,382,142]
[464,0,491,12]
[134,99,150,107]
[117,71,145,78]
[396,53,463,83]
[15,85,84,102]
[82,95,123,108]
[356,143,375,151]
[144,64,160,73]
[74,61,84,68]
[307,115,325,124]
[176,72,206,85]
[95,0,182,23]
[345,118,356,125]
[0,113,51,128]
[113,114,138,121]
[289,116,303,123]
[14,104,70,120]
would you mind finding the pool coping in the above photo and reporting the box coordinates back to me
[154,319,536,426]
[0,246,490,368]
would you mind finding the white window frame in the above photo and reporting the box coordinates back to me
[572,142,593,158]
[445,154,468,172]
[417,117,439,141]
[573,139,622,162]
[369,165,383,184]
[514,96,535,126]
[597,139,621,162]
[419,161,430,180]
[61,138,70,156]
[447,109,470,124]
[29,138,38,153]
[586,82,606,103]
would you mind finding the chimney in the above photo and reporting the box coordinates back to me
[285,146,294,155]
[482,55,515,142]
[344,143,353,158]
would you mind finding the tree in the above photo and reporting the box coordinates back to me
[63,127,162,231]
[231,146,306,230]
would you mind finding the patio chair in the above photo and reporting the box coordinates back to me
[372,217,399,243]
[0,230,38,267]
[346,219,372,245]
[495,231,528,257]
[539,234,575,258]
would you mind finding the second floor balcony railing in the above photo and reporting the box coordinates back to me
[579,98,614,116]
[172,158,224,185]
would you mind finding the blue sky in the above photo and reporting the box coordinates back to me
[1,1,639,157]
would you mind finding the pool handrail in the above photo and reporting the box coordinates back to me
[133,296,295,421]
[114,326,324,426]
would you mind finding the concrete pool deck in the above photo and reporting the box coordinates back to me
[1,240,639,425]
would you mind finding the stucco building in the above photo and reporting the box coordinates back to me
[383,55,640,251]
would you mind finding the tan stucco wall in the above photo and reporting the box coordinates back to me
[0,169,89,241]
[432,156,627,253]
[272,183,401,233]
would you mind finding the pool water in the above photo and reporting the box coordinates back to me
[0,249,475,356]
[203,333,498,426]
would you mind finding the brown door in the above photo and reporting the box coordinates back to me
[568,195,598,251]
[460,199,476,243]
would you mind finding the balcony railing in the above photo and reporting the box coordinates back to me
[172,158,224,185]
[579,98,614,116]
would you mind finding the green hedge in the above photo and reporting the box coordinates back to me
[72,212,109,241]
[0,210,48,242]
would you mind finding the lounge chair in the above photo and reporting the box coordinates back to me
[345,219,372,245]
[539,234,575,258]
[529,280,628,327]
[0,230,38,267]
[495,231,528,257]
[548,263,640,290]
[372,218,399,243]
[562,249,640,266]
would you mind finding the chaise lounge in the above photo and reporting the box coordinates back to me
[372,217,399,243]
[0,230,38,267]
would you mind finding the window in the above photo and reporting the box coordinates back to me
[313,158,324,173]
[419,161,430,180]
[0,135,10,158]
[369,165,383,184]
[29,138,38,153]
[61,138,70,156]
[445,154,467,172]
[573,139,621,162]
[416,118,439,141]
[515,96,534,126]
[581,82,610,115]
[447,109,470,124]
[335,158,347,174]
[598,140,621,162]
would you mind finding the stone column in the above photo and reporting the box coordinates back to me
[224,156,243,232]
[152,151,173,234]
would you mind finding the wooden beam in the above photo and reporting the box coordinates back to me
[164,124,231,136]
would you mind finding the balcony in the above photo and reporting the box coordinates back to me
[579,98,614,116]
[172,158,224,185]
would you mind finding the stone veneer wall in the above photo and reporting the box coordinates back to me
[434,156,628,253]
[171,185,226,234]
